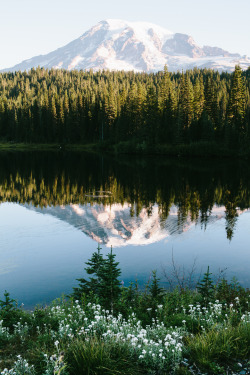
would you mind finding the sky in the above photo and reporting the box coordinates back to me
[0,0,250,70]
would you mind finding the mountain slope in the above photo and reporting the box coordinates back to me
[2,19,250,73]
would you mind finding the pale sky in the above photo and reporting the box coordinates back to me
[0,0,249,70]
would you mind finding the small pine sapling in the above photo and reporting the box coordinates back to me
[197,266,214,304]
[0,291,17,312]
[149,270,165,307]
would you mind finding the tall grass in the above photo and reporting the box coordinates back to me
[65,338,142,375]
[185,323,250,373]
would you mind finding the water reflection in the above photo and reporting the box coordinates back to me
[27,203,244,248]
[1,151,250,241]
[1,151,250,306]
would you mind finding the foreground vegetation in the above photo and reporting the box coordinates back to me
[1,66,250,157]
[0,247,249,375]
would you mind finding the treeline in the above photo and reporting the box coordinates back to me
[0,66,250,151]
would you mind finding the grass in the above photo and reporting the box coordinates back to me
[0,293,249,374]
[65,338,143,375]
[0,265,249,375]
[185,323,250,373]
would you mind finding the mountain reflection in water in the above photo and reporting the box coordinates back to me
[27,203,244,247]
[1,151,250,241]
[1,151,250,306]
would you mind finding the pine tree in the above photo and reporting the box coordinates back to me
[99,246,121,310]
[205,73,219,126]
[228,65,246,134]
[178,72,194,142]
[0,67,249,150]
[104,84,117,139]
[49,96,57,141]
[193,75,205,121]
[144,85,158,144]
[0,291,17,312]
[149,270,164,304]
[158,65,171,114]
[0,97,6,138]
[197,266,214,304]
[72,244,104,300]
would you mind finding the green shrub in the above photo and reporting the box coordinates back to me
[215,277,249,308]
[164,313,201,334]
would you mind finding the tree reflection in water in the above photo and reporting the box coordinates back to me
[0,151,249,241]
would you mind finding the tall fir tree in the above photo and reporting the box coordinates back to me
[228,65,246,136]
[99,246,121,310]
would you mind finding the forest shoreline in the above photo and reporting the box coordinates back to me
[0,141,242,158]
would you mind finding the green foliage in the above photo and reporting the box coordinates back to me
[0,274,249,375]
[0,66,249,153]
[0,291,17,312]
[1,151,248,243]
[215,277,249,308]
[0,291,24,331]
[185,323,250,373]
[72,244,104,299]
[197,266,214,304]
[64,338,142,375]
[72,246,121,310]
[148,270,165,308]
[228,65,246,130]
[99,246,121,310]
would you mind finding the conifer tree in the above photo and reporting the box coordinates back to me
[99,246,121,310]
[197,266,214,304]
[158,65,171,114]
[72,244,104,300]
[0,67,249,149]
[104,84,117,139]
[228,65,246,134]
[144,85,158,144]
[178,72,194,141]
[205,73,219,126]
[149,270,164,304]
[193,75,205,121]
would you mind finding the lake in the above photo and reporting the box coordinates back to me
[0,151,249,308]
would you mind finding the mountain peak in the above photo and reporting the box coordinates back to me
[99,19,173,33]
[2,19,250,73]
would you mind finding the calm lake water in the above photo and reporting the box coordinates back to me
[0,151,250,307]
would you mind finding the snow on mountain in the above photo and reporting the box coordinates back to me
[24,202,235,248]
[2,19,250,73]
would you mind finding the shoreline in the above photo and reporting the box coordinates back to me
[0,141,241,158]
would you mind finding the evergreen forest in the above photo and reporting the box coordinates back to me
[0,65,250,155]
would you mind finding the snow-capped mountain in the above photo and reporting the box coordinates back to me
[24,202,237,247]
[2,20,250,73]
[3,19,250,73]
